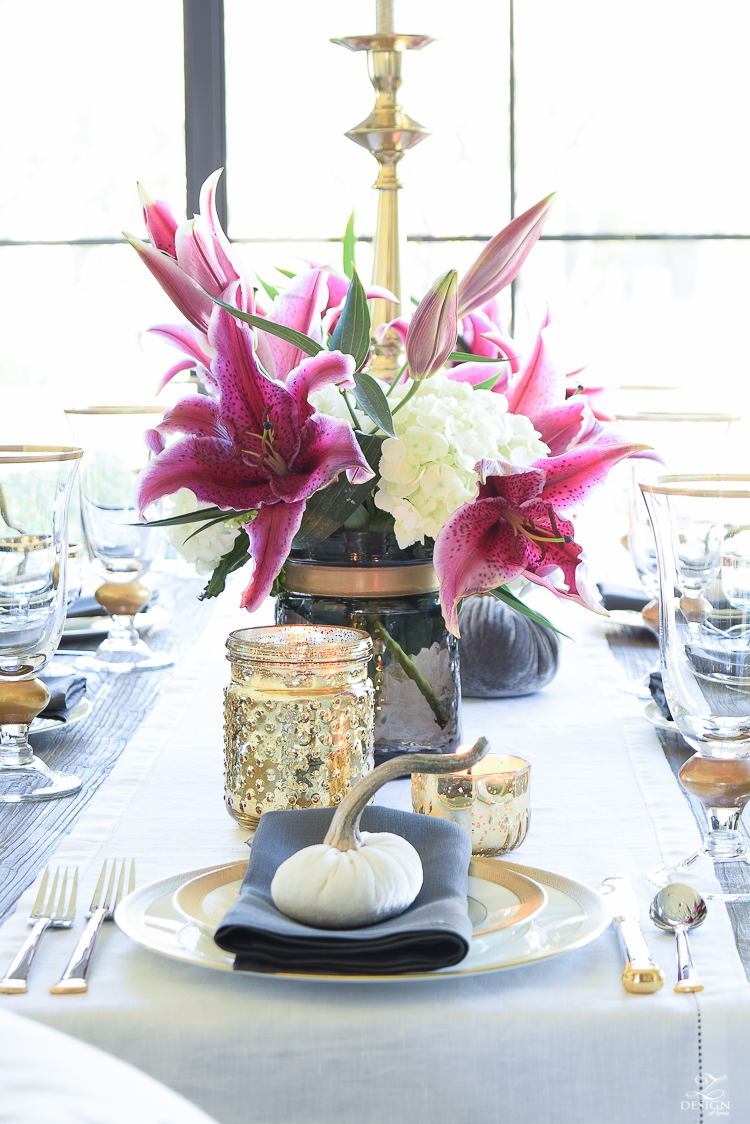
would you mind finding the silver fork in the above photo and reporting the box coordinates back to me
[0,866,78,994]
[50,859,134,995]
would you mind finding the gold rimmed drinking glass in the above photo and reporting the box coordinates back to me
[643,474,750,898]
[612,412,739,698]
[64,408,172,674]
[0,446,83,802]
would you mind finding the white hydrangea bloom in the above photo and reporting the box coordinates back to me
[311,371,549,549]
[165,488,242,574]
[375,374,549,548]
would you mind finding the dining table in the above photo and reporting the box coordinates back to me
[1,571,749,1124]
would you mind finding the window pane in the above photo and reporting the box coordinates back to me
[0,0,185,240]
[513,239,750,405]
[225,0,511,241]
[515,0,750,234]
[1,245,190,443]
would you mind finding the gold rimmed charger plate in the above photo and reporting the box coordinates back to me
[115,857,609,980]
[170,857,546,941]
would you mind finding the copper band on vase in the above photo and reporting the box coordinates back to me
[282,560,440,598]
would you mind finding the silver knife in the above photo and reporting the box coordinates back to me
[600,874,665,993]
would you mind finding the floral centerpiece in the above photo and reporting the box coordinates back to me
[128,171,643,633]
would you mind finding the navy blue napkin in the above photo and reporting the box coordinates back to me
[39,673,87,720]
[214,806,473,975]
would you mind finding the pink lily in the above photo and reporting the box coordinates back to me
[447,309,522,392]
[137,305,373,612]
[503,313,609,455]
[457,194,555,318]
[126,169,248,334]
[146,325,215,394]
[138,185,178,257]
[406,270,458,380]
[434,443,648,636]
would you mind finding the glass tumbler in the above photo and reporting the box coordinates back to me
[64,407,171,673]
[224,625,374,830]
[643,475,750,897]
[0,446,83,802]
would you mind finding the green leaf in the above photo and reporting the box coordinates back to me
[182,511,255,544]
[342,211,356,279]
[448,351,509,364]
[275,267,296,280]
[209,297,322,357]
[330,269,370,371]
[255,274,279,302]
[473,372,502,391]
[410,295,420,306]
[350,371,396,438]
[135,506,251,529]
[293,432,384,549]
[199,530,252,600]
[487,585,571,639]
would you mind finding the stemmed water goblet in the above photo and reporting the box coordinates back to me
[64,408,172,674]
[0,446,83,802]
[642,475,750,900]
[614,413,738,698]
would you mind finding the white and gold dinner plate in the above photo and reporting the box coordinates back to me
[29,697,93,736]
[115,858,609,981]
[62,604,167,640]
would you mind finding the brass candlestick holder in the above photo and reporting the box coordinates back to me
[333,24,433,381]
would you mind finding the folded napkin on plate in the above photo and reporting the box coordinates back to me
[38,673,87,720]
[649,670,674,721]
[597,583,651,612]
[214,806,473,976]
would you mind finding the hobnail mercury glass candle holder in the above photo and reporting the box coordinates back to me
[411,752,530,856]
[224,625,374,830]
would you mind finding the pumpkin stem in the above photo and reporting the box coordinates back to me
[323,738,489,852]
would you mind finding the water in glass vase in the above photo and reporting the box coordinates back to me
[276,531,462,764]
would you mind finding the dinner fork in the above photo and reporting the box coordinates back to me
[50,859,134,994]
[0,866,78,994]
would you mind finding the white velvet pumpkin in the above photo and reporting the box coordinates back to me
[269,737,489,930]
[271,831,423,929]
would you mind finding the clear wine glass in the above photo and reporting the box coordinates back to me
[614,413,738,697]
[0,446,83,802]
[64,408,173,674]
[642,474,750,899]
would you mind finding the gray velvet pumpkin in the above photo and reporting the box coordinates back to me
[458,596,560,698]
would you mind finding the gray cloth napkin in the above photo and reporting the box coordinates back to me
[214,806,473,976]
[39,673,87,720]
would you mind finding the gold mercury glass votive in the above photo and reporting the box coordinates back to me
[412,753,531,856]
[224,625,374,830]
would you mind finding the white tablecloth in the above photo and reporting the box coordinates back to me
[1,582,748,1123]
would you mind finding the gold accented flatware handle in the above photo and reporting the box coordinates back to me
[0,918,51,994]
[615,917,665,993]
[49,908,106,995]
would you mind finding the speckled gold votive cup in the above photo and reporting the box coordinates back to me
[411,753,530,856]
[224,625,374,830]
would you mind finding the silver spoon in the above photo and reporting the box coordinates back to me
[649,883,707,993]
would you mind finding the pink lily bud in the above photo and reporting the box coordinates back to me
[457,194,555,318]
[137,183,178,258]
[406,270,458,381]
